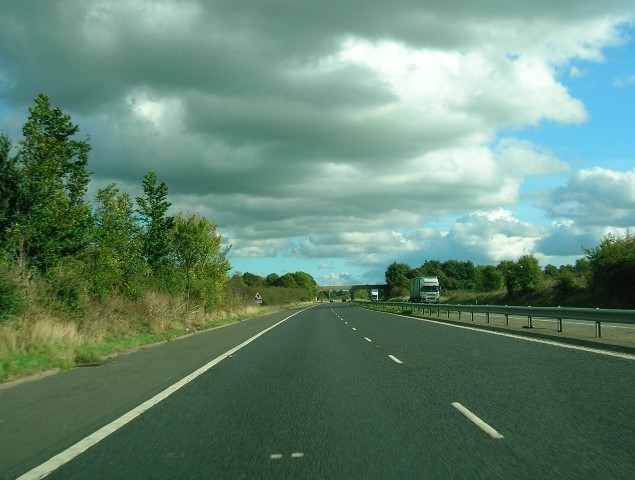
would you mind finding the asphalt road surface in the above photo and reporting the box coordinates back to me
[2,303,634,479]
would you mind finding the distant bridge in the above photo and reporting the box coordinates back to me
[317,284,390,300]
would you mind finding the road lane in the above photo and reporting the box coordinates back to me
[6,303,635,479]
[0,307,308,480]
[332,304,635,478]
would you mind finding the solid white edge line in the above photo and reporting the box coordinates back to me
[17,307,313,480]
[379,310,635,361]
[388,354,403,364]
[452,402,504,439]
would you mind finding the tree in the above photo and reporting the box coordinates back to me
[498,260,519,295]
[478,265,503,292]
[14,94,92,272]
[0,132,21,256]
[276,273,298,288]
[385,261,410,289]
[292,271,317,298]
[516,254,543,293]
[88,183,146,298]
[543,264,559,278]
[585,232,635,306]
[242,272,264,288]
[136,171,174,274]
[170,213,230,307]
[266,273,280,286]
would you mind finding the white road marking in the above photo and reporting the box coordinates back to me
[364,337,372,342]
[388,355,403,364]
[381,311,635,361]
[290,452,304,458]
[270,454,283,460]
[352,327,357,331]
[452,402,504,439]
[16,307,313,480]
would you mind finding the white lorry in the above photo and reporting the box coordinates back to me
[370,289,379,301]
[409,276,440,303]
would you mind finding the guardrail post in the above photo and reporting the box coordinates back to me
[595,321,602,338]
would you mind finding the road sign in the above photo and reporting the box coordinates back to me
[254,292,263,304]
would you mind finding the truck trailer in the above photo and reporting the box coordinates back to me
[409,276,440,303]
[370,289,379,301]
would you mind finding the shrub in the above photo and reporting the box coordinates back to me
[0,268,24,323]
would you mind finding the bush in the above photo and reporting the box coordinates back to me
[0,268,24,322]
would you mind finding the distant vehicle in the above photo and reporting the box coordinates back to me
[409,276,440,303]
[370,289,379,301]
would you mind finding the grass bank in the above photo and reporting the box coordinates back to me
[0,292,304,384]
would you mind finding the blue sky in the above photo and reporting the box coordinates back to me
[1,1,634,285]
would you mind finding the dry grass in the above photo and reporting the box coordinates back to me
[0,287,294,382]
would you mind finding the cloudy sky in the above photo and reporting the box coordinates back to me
[1,1,634,285]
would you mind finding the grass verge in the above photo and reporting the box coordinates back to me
[0,301,303,384]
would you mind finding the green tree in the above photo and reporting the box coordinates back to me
[14,94,92,273]
[385,261,410,289]
[478,265,503,292]
[243,272,264,288]
[292,271,317,298]
[170,213,230,308]
[89,183,146,298]
[543,264,559,278]
[554,269,577,298]
[0,132,21,257]
[276,273,298,288]
[516,254,543,293]
[441,260,478,290]
[498,260,519,295]
[585,232,635,307]
[266,273,280,286]
[136,171,174,274]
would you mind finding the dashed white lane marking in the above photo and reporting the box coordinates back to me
[270,454,283,460]
[388,354,403,364]
[16,307,314,480]
[352,327,357,331]
[290,452,304,458]
[364,337,372,342]
[452,402,504,439]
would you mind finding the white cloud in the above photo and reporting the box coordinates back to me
[545,167,635,227]
[0,1,633,280]
[613,75,635,87]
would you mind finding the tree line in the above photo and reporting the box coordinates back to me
[0,94,231,318]
[385,234,635,309]
[227,271,319,306]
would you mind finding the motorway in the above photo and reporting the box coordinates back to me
[1,303,634,479]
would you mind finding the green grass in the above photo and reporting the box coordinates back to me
[1,347,75,383]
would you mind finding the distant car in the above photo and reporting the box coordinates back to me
[342,299,346,302]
